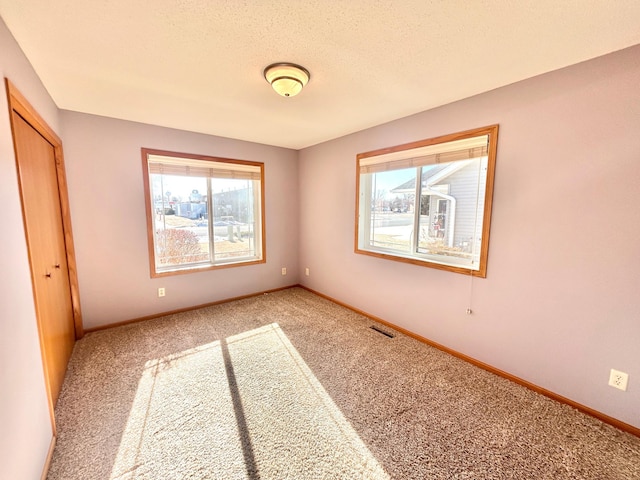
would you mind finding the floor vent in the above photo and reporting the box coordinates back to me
[370,325,395,338]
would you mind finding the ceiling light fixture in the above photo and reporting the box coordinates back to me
[263,63,310,97]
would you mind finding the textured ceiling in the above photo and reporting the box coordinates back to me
[1,1,639,149]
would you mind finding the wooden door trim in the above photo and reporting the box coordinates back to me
[5,79,84,342]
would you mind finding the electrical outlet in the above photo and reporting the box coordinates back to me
[281,267,287,275]
[305,267,310,276]
[608,369,628,391]
[158,287,165,298]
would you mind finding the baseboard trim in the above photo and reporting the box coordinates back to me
[40,435,56,480]
[84,285,297,333]
[298,285,640,438]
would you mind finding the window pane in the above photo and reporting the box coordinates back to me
[211,178,260,262]
[416,158,486,270]
[365,168,415,253]
[151,174,210,268]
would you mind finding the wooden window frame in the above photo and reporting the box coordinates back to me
[355,125,499,277]
[142,148,266,278]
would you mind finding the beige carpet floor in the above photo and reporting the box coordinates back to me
[47,287,640,479]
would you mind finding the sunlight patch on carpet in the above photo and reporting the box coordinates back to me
[110,323,389,479]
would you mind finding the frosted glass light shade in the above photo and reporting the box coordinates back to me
[264,63,310,97]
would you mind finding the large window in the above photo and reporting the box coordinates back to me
[355,125,498,277]
[142,149,265,277]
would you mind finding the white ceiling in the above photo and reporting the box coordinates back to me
[1,1,639,149]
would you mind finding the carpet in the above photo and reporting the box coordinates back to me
[47,288,640,479]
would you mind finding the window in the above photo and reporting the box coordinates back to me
[142,149,265,277]
[355,125,498,277]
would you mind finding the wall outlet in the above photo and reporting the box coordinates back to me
[281,267,287,275]
[608,369,629,391]
[158,287,165,298]
[305,267,310,276]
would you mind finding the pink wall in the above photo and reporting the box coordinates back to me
[60,112,299,329]
[0,17,58,480]
[298,45,640,428]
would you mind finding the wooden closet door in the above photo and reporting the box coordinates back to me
[13,111,75,408]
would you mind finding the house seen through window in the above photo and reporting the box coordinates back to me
[356,125,498,277]
[142,149,265,277]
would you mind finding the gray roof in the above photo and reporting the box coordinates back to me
[390,164,449,192]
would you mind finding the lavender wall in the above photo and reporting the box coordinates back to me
[2,13,637,480]
[0,17,58,480]
[60,112,299,329]
[298,45,640,428]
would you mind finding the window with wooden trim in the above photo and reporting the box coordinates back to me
[142,149,265,277]
[355,125,498,277]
